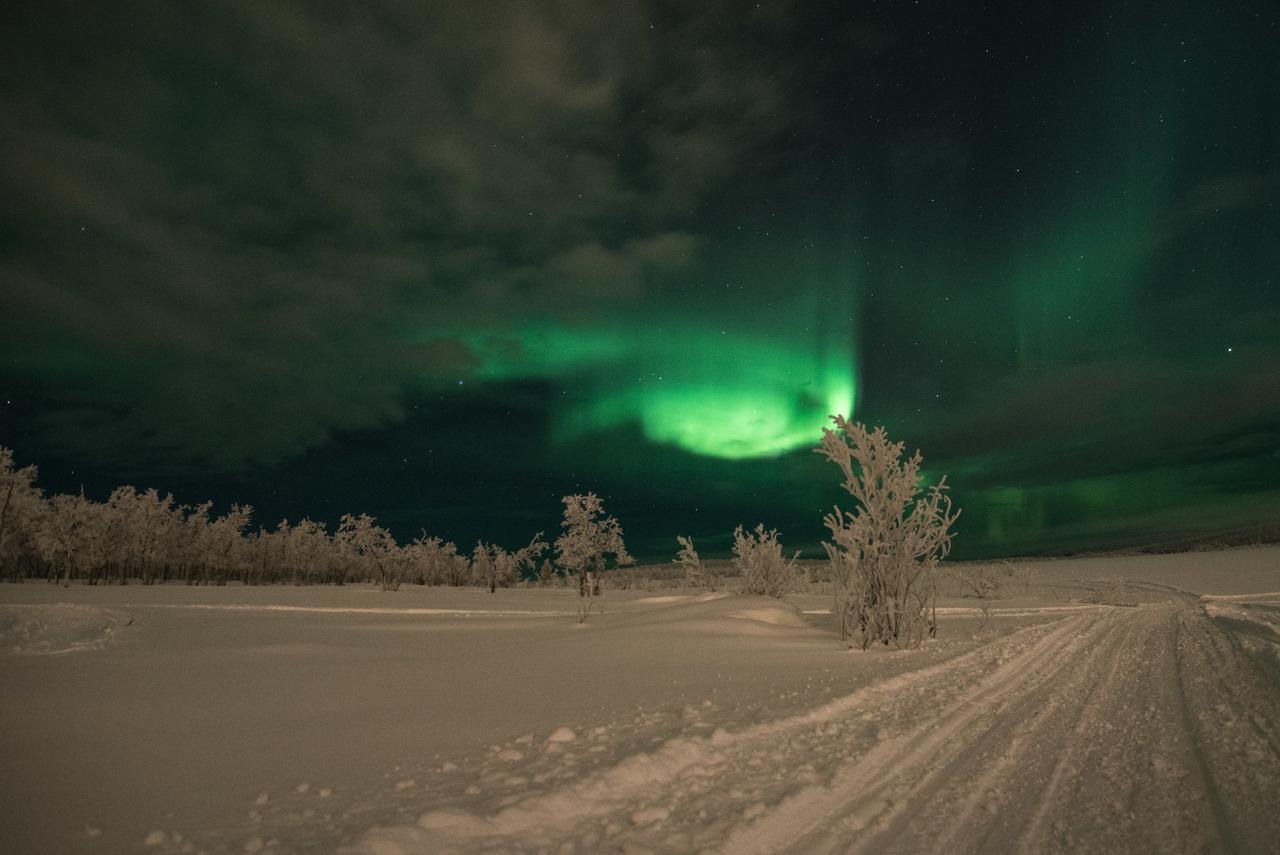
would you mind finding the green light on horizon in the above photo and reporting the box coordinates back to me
[578,376,855,460]
[438,316,857,460]
[551,325,856,459]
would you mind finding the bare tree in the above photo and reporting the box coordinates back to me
[555,493,633,621]
[815,416,960,649]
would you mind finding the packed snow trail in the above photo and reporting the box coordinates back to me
[347,601,1280,855]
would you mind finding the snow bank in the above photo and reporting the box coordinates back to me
[0,604,132,655]
[1200,592,1280,603]
[631,592,732,605]
[1201,601,1280,637]
[728,603,810,627]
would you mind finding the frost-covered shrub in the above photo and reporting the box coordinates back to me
[946,561,1033,601]
[954,564,1002,600]
[603,562,686,591]
[946,564,1001,637]
[1005,559,1036,593]
[336,513,398,590]
[733,524,800,598]
[815,416,960,649]
[471,534,547,593]
[1083,578,1134,606]
[537,559,556,586]
[674,535,715,591]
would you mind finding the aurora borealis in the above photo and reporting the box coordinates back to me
[1,1,1277,560]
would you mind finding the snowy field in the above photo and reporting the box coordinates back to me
[2,546,1278,854]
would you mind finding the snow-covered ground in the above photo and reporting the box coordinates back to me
[1,545,1277,854]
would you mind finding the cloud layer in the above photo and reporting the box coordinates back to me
[0,1,795,467]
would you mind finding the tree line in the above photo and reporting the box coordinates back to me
[0,446,629,590]
[4,413,963,648]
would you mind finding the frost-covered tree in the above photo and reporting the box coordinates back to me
[265,519,293,584]
[815,416,960,649]
[404,532,465,586]
[105,487,144,584]
[469,541,495,588]
[78,495,123,585]
[284,518,330,584]
[555,493,633,619]
[115,487,177,584]
[732,524,800,598]
[178,502,213,584]
[511,533,548,586]
[40,492,92,586]
[473,533,547,593]
[0,447,43,580]
[0,445,601,591]
[208,504,254,585]
[537,559,556,586]
[337,513,399,590]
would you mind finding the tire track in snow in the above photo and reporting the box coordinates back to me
[719,608,1111,855]
[1172,611,1243,854]
[742,603,1280,855]
[1008,614,1140,853]
[344,612,1096,854]
[344,600,1280,855]
[1174,606,1280,854]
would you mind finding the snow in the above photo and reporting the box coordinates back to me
[632,592,731,606]
[727,603,810,627]
[0,603,132,655]
[1,546,1277,854]
[1200,599,1280,638]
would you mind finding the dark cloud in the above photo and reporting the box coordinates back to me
[906,348,1280,482]
[0,0,794,468]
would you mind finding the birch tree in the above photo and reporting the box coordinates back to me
[555,493,633,621]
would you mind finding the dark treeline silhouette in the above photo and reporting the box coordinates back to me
[0,447,549,590]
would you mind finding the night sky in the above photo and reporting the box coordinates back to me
[2,1,1277,561]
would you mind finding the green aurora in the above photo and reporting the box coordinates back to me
[446,283,858,460]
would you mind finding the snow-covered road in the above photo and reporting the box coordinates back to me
[350,601,1280,854]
